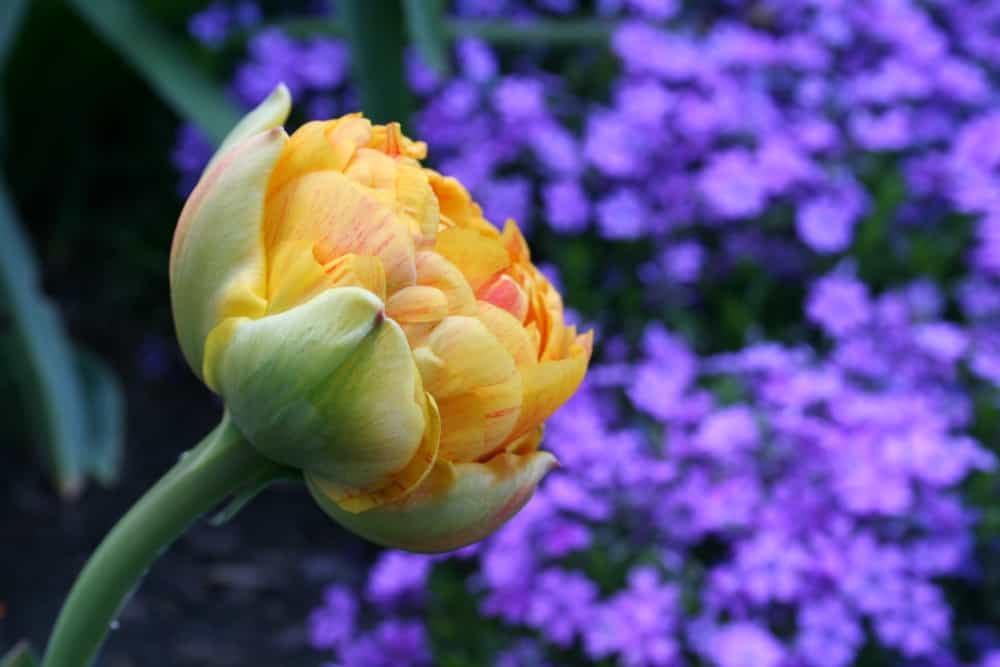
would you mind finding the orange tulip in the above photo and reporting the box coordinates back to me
[169,85,592,552]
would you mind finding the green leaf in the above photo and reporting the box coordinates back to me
[0,0,28,72]
[0,177,90,497]
[76,349,126,486]
[338,0,414,127]
[402,0,450,75]
[1,641,39,667]
[64,0,241,144]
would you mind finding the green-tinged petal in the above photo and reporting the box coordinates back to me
[205,286,436,495]
[308,450,556,553]
[207,83,292,172]
[170,127,286,377]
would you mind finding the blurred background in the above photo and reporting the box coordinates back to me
[4,0,1000,665]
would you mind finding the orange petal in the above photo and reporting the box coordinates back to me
[476,301,538,367]
[415,251,477,316]
[387,285,449,324]
[477,275,529,322]
[265,170,416,292]
[414,315,517,400]
[507,335,590,442]
[432,227,510,292]
[268,115,373,194]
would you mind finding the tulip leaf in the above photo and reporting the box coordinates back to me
[76,349,126,486]
[0,0,27,72]
[0,178,126,497]
[402,0,450,75]
[276,17,614,46]
[339,0,414,128]
[0,642,39,667]
[64,0,241,144]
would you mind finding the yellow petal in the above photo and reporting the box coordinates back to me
[414,315,517,400]
[433,227,510,292]
[387,286,449,324]
[323,253,387,302]
[507,334,591,441]
[268,115,372,193]
[265,170,416,292]
[307,450,557,553]
[415,251,477,316]
[205,287,435,495]
[170,127,286,379]
[476,301,538,367]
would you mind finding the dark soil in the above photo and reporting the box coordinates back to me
[1,360,377,666]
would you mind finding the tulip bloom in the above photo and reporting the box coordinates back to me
[171,85,592,552]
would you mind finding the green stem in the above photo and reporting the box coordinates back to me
[41,414,282,667]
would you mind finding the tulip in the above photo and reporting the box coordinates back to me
[170,84,592,551]
[42,85,591,667]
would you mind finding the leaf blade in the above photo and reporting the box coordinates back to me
[65,0,241,144]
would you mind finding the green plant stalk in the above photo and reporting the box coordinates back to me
[41,414,284,667]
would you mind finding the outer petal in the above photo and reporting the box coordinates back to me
[307,451,557,553]
[170,126,287,378]
[204,287,437,499]
[207,83,291,172]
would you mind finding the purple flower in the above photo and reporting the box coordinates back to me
[366,552,433,609]
[873,580,951,657]
[309,585,357,650]
[698,149,768,220]
[584,567,680,667]
[796,598,863,667]
[705,622,785,667]
[596,188,647,240]
[806,272,872,338]
[542,180,589,233]
[297,39,349,90]
[456,38,497,83]
[796,191,863,254]
[525,569,598,646]
[338,619,431,667]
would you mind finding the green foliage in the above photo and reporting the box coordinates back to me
[0,642,39,667]
[403,0,450,76]
[340,1,413,129]
[0,179,126,497]
[65,0,241,144]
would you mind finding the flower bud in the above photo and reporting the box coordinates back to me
[170,85,592,552]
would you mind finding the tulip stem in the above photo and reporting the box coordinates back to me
[41,414,287,667]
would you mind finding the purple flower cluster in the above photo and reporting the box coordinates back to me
[173,0,1000,665]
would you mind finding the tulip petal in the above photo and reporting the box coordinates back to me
[476,301,538,367]
[387,286,449,324]
[415,251,477,316]
[204,287,436,494]
[170,127,287,377]
[311,392,441,513]
[433,227,510,291]
[508,333,591,441]
[268,116,373,193]
[265,170,417,291]
[208,83,291,173]
[308,450,557,553]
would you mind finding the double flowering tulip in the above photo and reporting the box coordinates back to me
[41,84,590,667]
[170,84,592,552]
